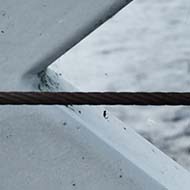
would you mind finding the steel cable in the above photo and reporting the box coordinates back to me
[0,92,190,105]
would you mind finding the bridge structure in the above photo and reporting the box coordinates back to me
[0,0,190,189]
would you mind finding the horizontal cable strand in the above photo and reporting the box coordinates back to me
[0,92,190,105]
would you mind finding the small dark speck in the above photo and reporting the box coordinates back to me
[103,110,108,119]
[78,110,82,114]
[152,149,156,153]
[59,73,62,76]
[63,122,67,126]
[1,10,6,17]
[1,30,5,34]
[123,127,126,130]
[186,147,190,154]
[76,126,81,130]
[172,157,177,162]
[175,165,179,170]
[105,73,108,76]
[82,156,85,160]
[161,170,165,175]
[72,183,76,187]
[119,175,123,178]
[6,134,12,139]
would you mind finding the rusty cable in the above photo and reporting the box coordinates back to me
[0,92,190,105]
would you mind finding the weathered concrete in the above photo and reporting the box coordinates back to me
[0,0,132,90]
[0,0,190,189]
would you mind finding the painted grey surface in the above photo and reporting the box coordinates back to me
[0,0,190,189]
[53,0,190,170]
[0,67,190,189]
[0,0,132,90]
[0,104,164,190]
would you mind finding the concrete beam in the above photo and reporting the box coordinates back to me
[0,0,190,189]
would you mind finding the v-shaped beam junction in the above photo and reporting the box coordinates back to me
[0,0,132,90]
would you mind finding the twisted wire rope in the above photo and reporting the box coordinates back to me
[0,92,190,105]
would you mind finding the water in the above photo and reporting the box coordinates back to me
[52,0,190,169]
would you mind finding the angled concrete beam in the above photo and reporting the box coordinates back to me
[0,0,190,189]
[1,68,189,189]
[0,0,132,90]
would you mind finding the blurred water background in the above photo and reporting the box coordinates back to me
[52,0,190,169]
